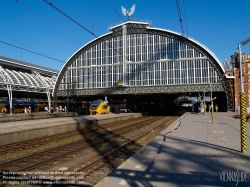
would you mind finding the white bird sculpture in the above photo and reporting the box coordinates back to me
[121,4,136,21]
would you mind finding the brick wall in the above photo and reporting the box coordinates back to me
[232,53,250,110]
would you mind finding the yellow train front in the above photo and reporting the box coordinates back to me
[89,99,110,115]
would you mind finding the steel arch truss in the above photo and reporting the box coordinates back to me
[53,22,232,110]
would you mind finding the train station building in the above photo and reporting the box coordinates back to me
[1,20,249,114]
[53,20,234,113]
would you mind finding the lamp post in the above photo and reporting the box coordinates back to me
[238,37,250,152]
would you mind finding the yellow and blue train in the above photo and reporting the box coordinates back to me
[0,98,66,114]
[89,99,110,115]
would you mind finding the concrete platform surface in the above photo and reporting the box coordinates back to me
[0,113,142,146]
[94,112,250,187]
[0,112,77,122]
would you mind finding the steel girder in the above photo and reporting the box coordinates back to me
[0,85,49,93]
[57,83,224,97]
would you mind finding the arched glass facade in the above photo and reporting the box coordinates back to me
[54,21,232,110]
[59,33,220,90]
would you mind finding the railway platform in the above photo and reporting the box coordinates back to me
[0,113,142,146]
[95,112,250,187]
[0,111,78,122]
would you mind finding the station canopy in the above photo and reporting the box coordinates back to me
[0,55,59,94]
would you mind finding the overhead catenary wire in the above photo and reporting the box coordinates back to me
[43,0,129,61]
[0,40,65,63]
[0,33,48,57]
[92,0,96,33]
[175,0,185,37]
[3,0,80,64]
[15,0,82,46]
[182,0,189,38]
[108,0,125,22]
[43,0,98,38]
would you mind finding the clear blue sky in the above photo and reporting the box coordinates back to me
[0,0,249,70]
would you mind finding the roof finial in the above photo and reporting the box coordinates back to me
[121,4,136,21]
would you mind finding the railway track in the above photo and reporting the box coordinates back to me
[0,116,150,161]
[0,117,161,171]
[0,116,178,187]
[70,116,178,186]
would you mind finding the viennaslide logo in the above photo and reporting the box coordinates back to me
[219,168,247,186]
